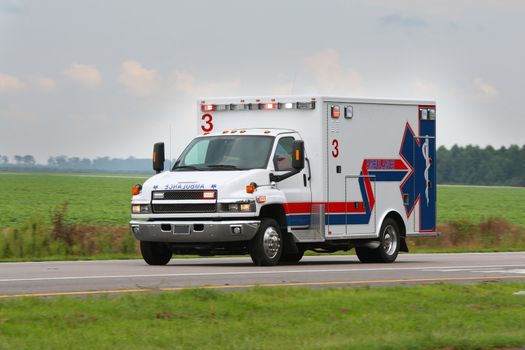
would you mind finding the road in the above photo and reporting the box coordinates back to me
[1,252,525,298]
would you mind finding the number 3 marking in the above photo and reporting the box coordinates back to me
[201,114,213,132]
[331,139,339,158]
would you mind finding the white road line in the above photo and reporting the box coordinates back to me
[1,264,525,283]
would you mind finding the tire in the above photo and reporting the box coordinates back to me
[140,241,172,265]
[279,250,304,264]
[249,218,283,266]
[356,218,400,263]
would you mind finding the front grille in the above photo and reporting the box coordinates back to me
[158,190,215,200]
[152,204,217,213]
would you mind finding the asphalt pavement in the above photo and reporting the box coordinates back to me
[1,252,525,298]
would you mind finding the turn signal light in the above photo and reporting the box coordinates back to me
[246,184,256,193]
[131,184,142,196]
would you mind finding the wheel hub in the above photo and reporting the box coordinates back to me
[263,226,281,259]
[383,225,398,256]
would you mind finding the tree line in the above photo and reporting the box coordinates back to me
[1,144,525,186]
[437,145,525,187]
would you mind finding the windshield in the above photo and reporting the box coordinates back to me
[173,135,274,171]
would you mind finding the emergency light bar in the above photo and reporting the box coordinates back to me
[201,101,316,112]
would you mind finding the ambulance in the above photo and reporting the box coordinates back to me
[130,96,437,266]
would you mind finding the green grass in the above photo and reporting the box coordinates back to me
[1,283,525,349]
[0,172,147,227]
[1,172,524,261]
[438,185,525,226]
[2,172,524,228]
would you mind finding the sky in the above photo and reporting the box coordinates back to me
[1,0,524,163]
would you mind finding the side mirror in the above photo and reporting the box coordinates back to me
[153,142,165,173]
[292,140,305,170]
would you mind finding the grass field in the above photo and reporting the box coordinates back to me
[2,172,525,228]
[0,172,147,228]
[438,185,525,226]
[1,283,525,349]
[1,172,524,260]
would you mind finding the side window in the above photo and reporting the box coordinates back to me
[273,137,294,171]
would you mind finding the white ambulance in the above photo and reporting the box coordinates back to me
[130,96,437,266]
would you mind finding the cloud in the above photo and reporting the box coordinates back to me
[474,78,498,98]
[379,14,428,28]
[63,63,102,88]
[172,70,241,96]
[302,49,362,94]
[31,76,56,91]
[119,60,158,97]
[0,72,25,93]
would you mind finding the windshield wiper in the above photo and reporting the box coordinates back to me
[205,164,244,170]
[172,165,203,171]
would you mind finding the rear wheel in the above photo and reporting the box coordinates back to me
[249,218,283,266]
[356,218,400,263]
[140,241,172,265]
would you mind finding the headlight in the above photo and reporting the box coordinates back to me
[132,204,150,214]
[220,201,255,212]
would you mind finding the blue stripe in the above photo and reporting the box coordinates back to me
[286,215,311,227]
[286,214,371,226]
[368,170,407,181]
[324,214,371,225]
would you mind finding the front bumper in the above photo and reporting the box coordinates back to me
[129,220,260,243]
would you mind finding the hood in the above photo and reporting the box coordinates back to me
[138,169,270,200]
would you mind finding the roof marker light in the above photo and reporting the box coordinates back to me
[344,105,354,119]
[331,105,341,118]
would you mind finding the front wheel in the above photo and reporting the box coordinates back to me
[249,218,283,266]
[356,218,400,263]
[279,250,304,264]
[140,241,172,265]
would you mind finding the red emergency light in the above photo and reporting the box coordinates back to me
[261,102,277,110]
[201,104,215,112]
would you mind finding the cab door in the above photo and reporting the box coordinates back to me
[272,134,312,229]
